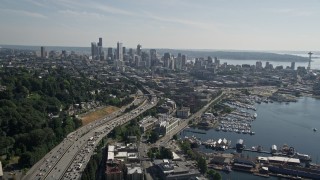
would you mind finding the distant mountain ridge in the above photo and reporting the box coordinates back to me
[1,44,311,62]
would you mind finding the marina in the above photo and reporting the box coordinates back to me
[181,96,320,179]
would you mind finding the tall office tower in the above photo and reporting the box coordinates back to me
[137,44,142,56]
[163,52,171,68]
[116,42,123,61]
[41,46,46,58]
[107,47,113,60]
[134,55,140,67]
[150,49,157,66]
[265,61,270,69]
[256,61,263,69]
[146,56,151,68]
[129,48,134,57]
[141,52,150,68]
[169,58,175,70]
[122,47,126,55]
[98,37,102,47]
[181,54,187,67]
[176,53,182,70]
[214,57,220,66]
[96,38,103,60]
[91,42,98,59]
[61,50,67,59]
[208,56,213,64]
[291,62,296,70]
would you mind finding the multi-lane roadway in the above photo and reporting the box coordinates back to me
[23,88,157,180]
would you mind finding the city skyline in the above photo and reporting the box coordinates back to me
[1,0,320,51]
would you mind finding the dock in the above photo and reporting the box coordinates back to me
[230,147,271,154]
[184,129,206,134]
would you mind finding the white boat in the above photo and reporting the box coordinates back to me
[293,152,312,161]
[222,165,232,173]
[253,113,257,118]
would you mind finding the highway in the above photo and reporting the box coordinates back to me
[23,88,157,180]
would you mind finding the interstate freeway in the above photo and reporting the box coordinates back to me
[23,87,157,180]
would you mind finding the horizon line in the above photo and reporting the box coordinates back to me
[1,44,319,53]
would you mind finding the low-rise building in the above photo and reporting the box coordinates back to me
[106,160,124,180]
[0,161,3,180]
[153,159,200,180]
[126,164,144,180]
[176,107,190,119]
[139,116,158,133]
[156,115,180,135]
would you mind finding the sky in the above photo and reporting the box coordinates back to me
[0,0,319,51]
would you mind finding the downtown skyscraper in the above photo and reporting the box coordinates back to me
[91,37,104,60]
[116,42,123,61]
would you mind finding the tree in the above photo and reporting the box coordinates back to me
[172,134,178,140]
[213,172,222,180]
[149,131,159,143]
[207,169,216,178]
[159,147,173,159]
[197,157,207,174]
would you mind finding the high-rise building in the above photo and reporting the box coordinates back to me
[107,48,113,61]
[98,37,103,60]
[116,42,123,61]
[150,49,157,66]
[163,53,171,68]
[98,37,102,47]
[90,38,104,60]
[170,58,175,70]
[182,54,187,68]
[291,62,295,70]
[41,46,46,58]
[129,48,134,57]
[214,57,220,67]
[137,44,142,56]
[61,50,67,59]
[91,42,98,59]
[208,56,213,64]
[256,61,263,69]
[176,53,182,70]
[122,47,126,56]
[265,61,270,69]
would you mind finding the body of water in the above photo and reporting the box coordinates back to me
[220,59,320,70]
[181,97,320,179]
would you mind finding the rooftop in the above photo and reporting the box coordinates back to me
[267,156,300,164]
[108,145,115,152]
[0,161,3,177]
[127,166,143,174]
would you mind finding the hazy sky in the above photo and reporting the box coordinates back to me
[0,0,319,50]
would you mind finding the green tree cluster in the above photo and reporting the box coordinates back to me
[147,147,173,159]
[0,67,136,168]
[178,140,221,177]
[108,119,141,142]
[207,169,222,180]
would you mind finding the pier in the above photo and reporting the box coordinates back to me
[241,148,271,154]
[229,147,271,154]
[184,129,206,134]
